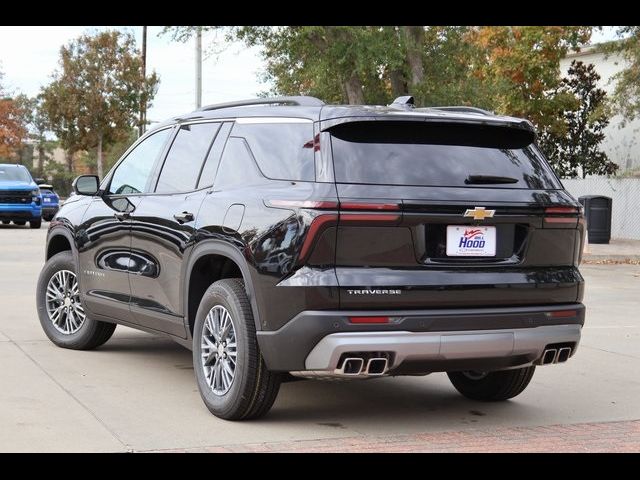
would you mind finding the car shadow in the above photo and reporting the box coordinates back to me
[0,221,49,229]
[93,332,545,426]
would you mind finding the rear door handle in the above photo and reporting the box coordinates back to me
[174,211,194,224]
[114,211,130,221]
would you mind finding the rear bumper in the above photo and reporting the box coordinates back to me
[41,205,59,215]
[257,303,585,372]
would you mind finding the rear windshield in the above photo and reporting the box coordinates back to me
[330,122,561,189]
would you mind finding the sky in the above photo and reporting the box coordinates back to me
[0,26,270,124]
[0,26,621,125]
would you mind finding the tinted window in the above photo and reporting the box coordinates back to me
[156,123,220,193]
[109,129,171,195]
[214,137,263,189]
[197,122,232,189]
[0,165,31,183]
[330,122,561,189]
[231,122,315,181]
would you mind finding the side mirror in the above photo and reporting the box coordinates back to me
[72,175,100,196]
[34,178,46,185]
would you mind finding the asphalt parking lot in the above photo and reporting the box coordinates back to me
[1,224,639,452]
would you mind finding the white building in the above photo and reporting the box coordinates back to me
[561,45,640,173]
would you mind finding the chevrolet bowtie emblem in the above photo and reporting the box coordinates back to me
[464,207,495,221]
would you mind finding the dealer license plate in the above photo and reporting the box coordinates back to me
[446,225,496,257]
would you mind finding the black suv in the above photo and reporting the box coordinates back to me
[36,96,585,420]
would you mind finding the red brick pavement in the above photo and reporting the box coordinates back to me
[151,419,640,453]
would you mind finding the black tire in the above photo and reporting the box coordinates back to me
[1,220,9,225]
[30,219,41,229]
[13,220,26,226]
[447,366,536,401]
[193,278,281,420]
[36,251,116,350]
[42,214,52,222]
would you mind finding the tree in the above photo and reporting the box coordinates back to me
[163,26,494,107]
[14,94,53,175]
[466,27,592,132]
[539,61,617,178]
[602,26,640,124]
[0,71,28,160]
[41,30,159,177]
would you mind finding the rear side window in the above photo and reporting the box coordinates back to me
[156,123,220,193]
[214,137,263,189]
[330,122,561,189]
[231,121,315,181]
[197,123,232,189]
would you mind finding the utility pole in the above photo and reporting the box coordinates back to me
[139,25,147,137]
[195,26,202,109]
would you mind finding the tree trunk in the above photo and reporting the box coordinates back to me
[65,151,73,173]
[389,69,407,97]
[344,72,365,104]
[97,134,104,179]
[403,26,425,88]
[37,145,45,176]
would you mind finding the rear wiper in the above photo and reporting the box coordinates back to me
[465,175,519,185]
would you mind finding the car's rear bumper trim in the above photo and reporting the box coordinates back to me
[305,324,581,371]
[257,304,585,371]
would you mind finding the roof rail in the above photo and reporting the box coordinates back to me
[429,106,493,116]
[198,96,325,112]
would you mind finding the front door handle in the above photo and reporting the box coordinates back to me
[174,211,194,224]
[114,211,130,221]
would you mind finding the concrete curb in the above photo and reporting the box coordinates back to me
[583,255,640,263]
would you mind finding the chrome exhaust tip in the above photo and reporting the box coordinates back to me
[542,348,558,365]
[557,347,572,363]
[339,357,364,375]
[366,358,388,375]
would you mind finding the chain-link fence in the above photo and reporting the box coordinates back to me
[562,177,640,240]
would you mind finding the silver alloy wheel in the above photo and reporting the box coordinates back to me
[201,305,238,395]
[45,269,86,334]
[462,370,489,380]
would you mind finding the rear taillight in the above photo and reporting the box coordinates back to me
[298,214,338,260]
[267,200,338,210]
[544,206,581,227]
[340,202,400,211]
[339,201,401,224]
[266,199,402,264]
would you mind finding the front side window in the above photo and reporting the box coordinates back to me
[108,128,171,195]
[155,123,220,194]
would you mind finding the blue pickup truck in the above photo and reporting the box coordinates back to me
[0,164,42,229]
